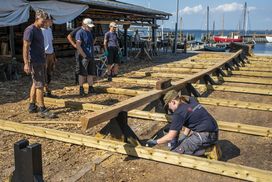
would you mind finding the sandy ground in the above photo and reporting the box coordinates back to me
[0,52,271,182]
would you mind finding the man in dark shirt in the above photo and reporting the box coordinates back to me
[75,18,96,96]
[104,22,120,81]
[146,90,221,160]
[23,9,56,118]
[67,26,81,85]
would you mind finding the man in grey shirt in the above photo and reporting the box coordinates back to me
[23,9,56,118]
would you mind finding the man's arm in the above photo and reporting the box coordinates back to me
[157,130,178,144]
[76,41,87,58]
[67,34,77,49]
[104,33,108,51]
[23,40,31,74]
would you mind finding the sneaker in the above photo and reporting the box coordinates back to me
[39,107,57,119]
[204,143,222,160]
[28,103,38,113]
[88,86,95,94]
[107,76,112,82]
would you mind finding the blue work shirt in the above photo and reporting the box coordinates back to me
[170,97,218,132]
[23,24,45,64]
[75,27,94,58]
[104,31,119,48]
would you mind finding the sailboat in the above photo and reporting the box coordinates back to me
[204,6,227,52]
[266,36,272,43]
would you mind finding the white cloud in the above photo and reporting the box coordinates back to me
[180,5,203,15]
[212,2,256,12]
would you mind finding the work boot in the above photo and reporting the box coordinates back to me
[28,103,38,113]
[204,143,222,160]
[38,107,57,119]
[88,86,95,94]
[79,86,86,96]
[107,76,112,82]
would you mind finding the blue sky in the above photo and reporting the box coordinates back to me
[119,0,272,30]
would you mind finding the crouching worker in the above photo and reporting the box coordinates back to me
[146,90,221,160]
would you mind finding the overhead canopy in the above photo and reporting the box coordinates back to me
[0,0,171,27]
[0,0,88,27]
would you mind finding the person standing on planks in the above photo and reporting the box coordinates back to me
[23,9,56,118]
[75,18,96,96]
[146,90,221,160]
[67,25,81,85]
[41,15,57,97]
[104,22,121,82]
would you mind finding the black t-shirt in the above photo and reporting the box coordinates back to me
[170,97,218,132]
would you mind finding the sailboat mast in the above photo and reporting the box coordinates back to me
[222,14,224,36]
[207,6,209,41]
[243,2,247,35]
[212,21,215,36]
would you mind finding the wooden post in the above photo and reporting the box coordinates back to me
[97,111,142,146]
[152,18,157,54]
[123,24,130,60]
[9,26,15,58]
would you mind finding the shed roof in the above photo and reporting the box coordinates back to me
[60,0,171,19]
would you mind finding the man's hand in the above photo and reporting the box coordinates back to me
[24,64,31,74]
[146,139,157,147]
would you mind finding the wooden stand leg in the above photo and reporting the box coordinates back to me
[96,111,142,146]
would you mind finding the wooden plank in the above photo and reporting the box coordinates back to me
[80,50,243,130]
[152,67,203,73]
[111,77,157,85]
[231,71,272,78]
[159,63,210,69]
[238,67,272,72]
[197,97,272,112]
[213,77,272,85]
[1,120,271,182]
[200,84,272,96]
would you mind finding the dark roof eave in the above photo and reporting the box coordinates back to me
[59,0,172,18]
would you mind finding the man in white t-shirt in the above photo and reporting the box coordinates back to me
[41,15,57,97]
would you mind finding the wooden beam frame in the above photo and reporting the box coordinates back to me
[1,120,271,182]
[80,50,243,131]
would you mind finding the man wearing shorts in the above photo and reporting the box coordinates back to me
[67,26,81,85]
[41,15,57,97]
[75,18,96,96]
[23,9,56,118]
[146,90,221,160]
[104,22,120,82]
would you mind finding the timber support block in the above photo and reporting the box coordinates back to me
[12,139,43,182]
[215,68,226,77]
[200,74,216,85]
[97,111,142,146]
[155,79,172,90]
[186,83,201,97]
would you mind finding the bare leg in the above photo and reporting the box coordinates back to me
[107,65,112,76]
[36,88,45,108]
[79,75,86,86]
[113,64,119,75]
[87,75,93,86]
[29,83,36,103]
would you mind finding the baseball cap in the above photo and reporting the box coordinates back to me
[109,22,117,28]
[83,18,95,28]
[163,90,179,108]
